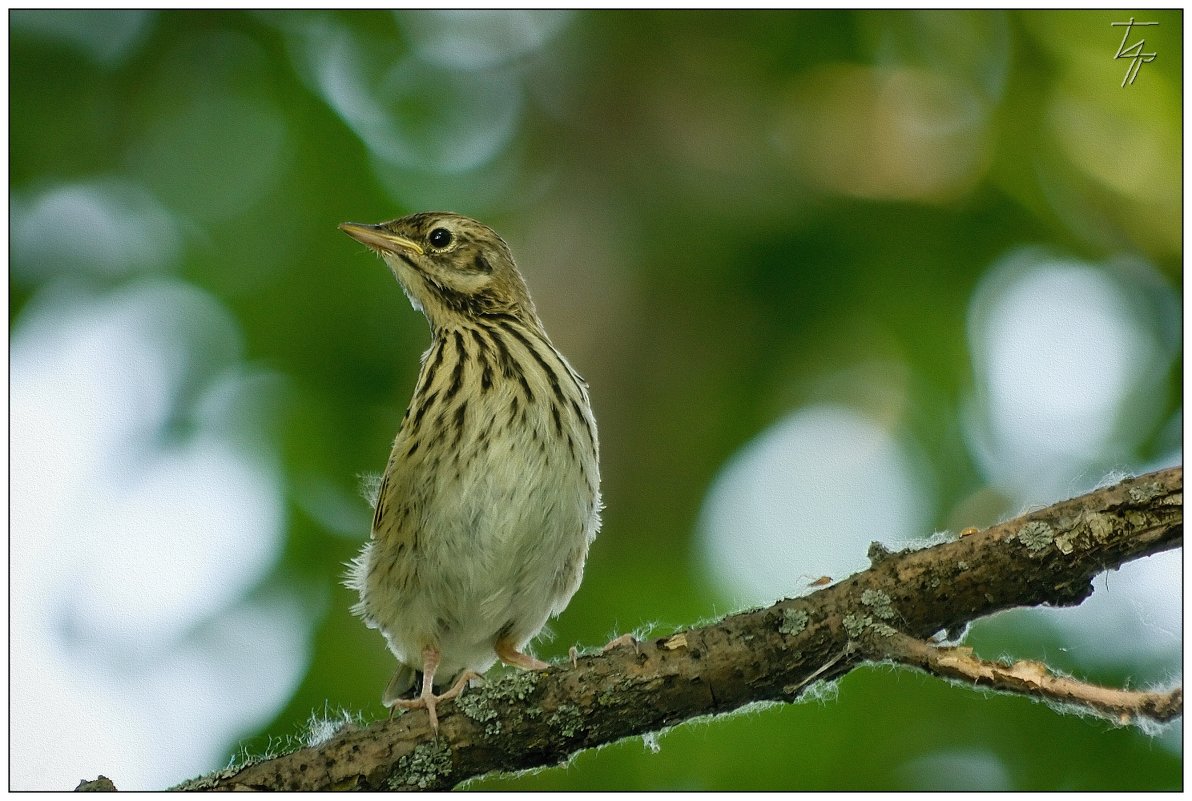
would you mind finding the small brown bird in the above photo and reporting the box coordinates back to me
[340,212,601,732]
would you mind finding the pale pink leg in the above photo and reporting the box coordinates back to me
[437,669,483,702]
[495,638,550,671]
[388,646,481,733]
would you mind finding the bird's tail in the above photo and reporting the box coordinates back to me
[382,665,418,707]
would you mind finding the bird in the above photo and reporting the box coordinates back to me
[339,212,601,733]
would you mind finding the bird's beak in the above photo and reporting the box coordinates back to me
[339,222,425,256]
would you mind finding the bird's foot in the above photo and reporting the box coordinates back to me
[602,633,639,654]
[387,645,482,733]
[495,638,550,671]
[567,634,638,668]
[389,669,482,733]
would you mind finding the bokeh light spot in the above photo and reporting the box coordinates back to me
[698,404,932,607]
[11,9,153,66]
[398,10,573,70]
[10,281,300,789]
[11,179,183,281]
[964,249,1170,501]
[773,64,990,203]
[312,21,522,174]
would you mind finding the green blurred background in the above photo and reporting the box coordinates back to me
[9,9,1181,791]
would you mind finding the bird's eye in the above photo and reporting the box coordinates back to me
[428,227,453,249]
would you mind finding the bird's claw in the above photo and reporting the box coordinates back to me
[389,670,482,733]
[602,633,639,654]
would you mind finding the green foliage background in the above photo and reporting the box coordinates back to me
[10,9,1181,790]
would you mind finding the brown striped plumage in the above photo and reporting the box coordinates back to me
[340,213,601,733]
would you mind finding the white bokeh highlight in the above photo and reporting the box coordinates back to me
[10,281,307,790]
[11,179,183,281]
[307,19,523,175]
[698,404,932,608]
[965,248,1170,503]
[10,9,153,67]
[398,9,573,70]
[896,748,1012,791]
[963,248,1180,751]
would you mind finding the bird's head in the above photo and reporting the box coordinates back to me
[340,212,539,329]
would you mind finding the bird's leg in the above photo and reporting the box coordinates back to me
[388,647,484,733]
[436,669,483,704]
[390,648,483,734]
[495,637,550,671]
[389,646,443,730]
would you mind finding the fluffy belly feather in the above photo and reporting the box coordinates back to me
[354,377,598,681]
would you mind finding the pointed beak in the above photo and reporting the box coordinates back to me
[339,222,425,256]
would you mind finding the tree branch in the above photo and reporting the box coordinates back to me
[866,630,1182,725]
[98,466,1181,791]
